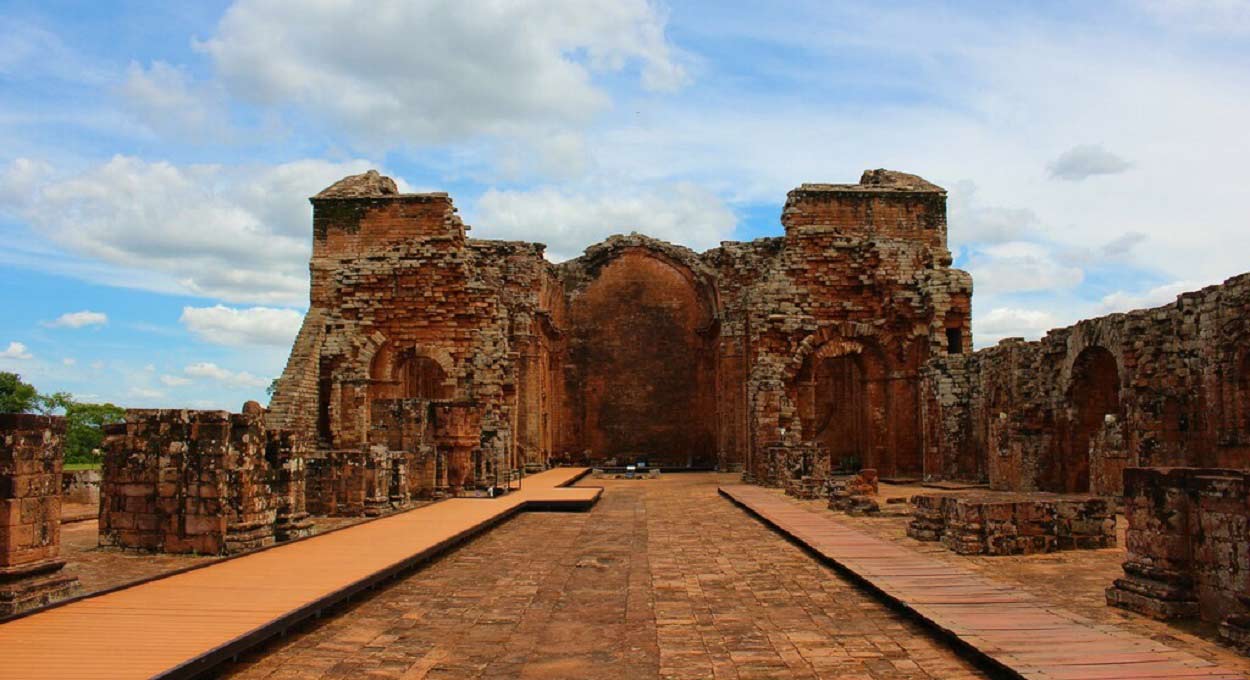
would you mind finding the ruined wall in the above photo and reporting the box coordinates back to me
[1107,467,1250,634]
[740,171,971,484]
[269,168,971,488]
[0,414,78,616]
[558,238,719,468]
[99,407,311,555]
[924,273,1250,492]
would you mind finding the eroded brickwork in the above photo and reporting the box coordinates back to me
[1107,467,1250,637]
[907,492,1115,556]
[99,408,311,554]
[923,273,1250,493]
[0,414,78,616]
[269,169,971,504]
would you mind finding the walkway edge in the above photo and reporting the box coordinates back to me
[164,486,602,679]
[718,486,1016,679]
[719,485,1246,680]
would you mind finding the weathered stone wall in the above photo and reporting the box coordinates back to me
[923,273,1250,492]
[1107,467,1250,637]
[0,414,78,616]
[268,168,972,494]
[99,408,310,555]
[907,491,1115,556]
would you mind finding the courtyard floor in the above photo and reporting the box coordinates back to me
[222,473,990,679]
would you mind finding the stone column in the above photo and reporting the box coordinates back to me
[434,403,481,494]
[0,414,79,616]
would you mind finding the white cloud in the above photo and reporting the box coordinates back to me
[159,374,191,387]
[184,362,270,389]
[975,307,1062,344]
[118,61,230,139]
[0,157,53,209]
[1047,144,1133,181]
[967,242,1084,294]
[1138,0,1250,34]
[946,180,1038,249]
[473,182,736,261]
[126,386,165,400]
[197,0,687,147]
[62,358,76,366]
[180,305,303,346]
[45,310,108,328]
[0,342,33,360]
[1097,279,1213,314]
[2,156,378,305]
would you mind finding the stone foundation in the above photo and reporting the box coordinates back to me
[1107,467,1250,630]
[828,469,880,515]
[0,414,79,616]
[99,407,311,555]
[907,491,1115,556]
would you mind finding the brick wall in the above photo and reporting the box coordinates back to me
[922,274,1250,492]
[1107,467,1250,640]
[0,414,78,616]
[100,408,310,555]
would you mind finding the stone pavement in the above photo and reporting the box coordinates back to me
[721,484,1247,680]
[226,474,987,679]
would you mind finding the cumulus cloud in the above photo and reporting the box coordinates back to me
[1047,144,1133,181]
[196,0,687,147]
[184,362,269,388]
[966,242,1084,294]
[2,156,378,305]
[1097,279,1213,314]
[976,307,1062,344]
[473,182,736,261]
[45,310,108,328]
[0,342,33,360]
[946,180,1038,248]
[159,374,191,387]
[118,61,230,139]
[62,358,76,366]
[180,305,303,346]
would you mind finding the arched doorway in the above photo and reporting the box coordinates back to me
[369,346,453,401]
[1053,346,1120,493]
[565,249,717,468]
[795,342,889,473]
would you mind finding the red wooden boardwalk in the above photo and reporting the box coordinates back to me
[720,484,1246,680]
[0,468,599,680]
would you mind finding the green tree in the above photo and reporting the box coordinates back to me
[63,401,125,464]
[0,372,40,413]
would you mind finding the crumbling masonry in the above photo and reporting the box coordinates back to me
[266,169,972,497]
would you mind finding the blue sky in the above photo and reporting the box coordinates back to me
[2,0,1249,409]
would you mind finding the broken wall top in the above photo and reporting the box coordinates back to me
[782,169,948,251]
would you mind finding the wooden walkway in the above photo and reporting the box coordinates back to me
[0,468,599,680]
[720,485,1246,680]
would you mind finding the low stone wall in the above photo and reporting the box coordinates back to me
[828,469,879,515]
[99,407,311,555]
[61,468,100,506]
[1107,468,1250,648]
[0,414,78,616]
[907,492,1115,556]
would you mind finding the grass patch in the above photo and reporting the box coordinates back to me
[64,462,102,472]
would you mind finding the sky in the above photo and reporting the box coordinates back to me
[2,0,1249,410]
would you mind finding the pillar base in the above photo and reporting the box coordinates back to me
[0,558,80,618]
[1105,568,1199,620]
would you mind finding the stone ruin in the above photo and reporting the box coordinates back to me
[0,415,78,616]
[0,165,1247,645]
[266,168,971,491]
[98,405,313,555]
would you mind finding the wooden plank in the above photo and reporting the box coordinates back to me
[719,484,1245,680]
[0,468,598,680]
